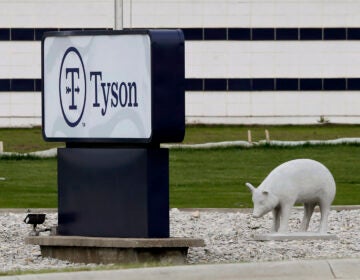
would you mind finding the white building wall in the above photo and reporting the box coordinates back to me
[186,91,360,124]
[0,42,40,78]
[186,41,360,78]
[1,0,360,126]
[0,91,41,127]
[185,39,360,124]
[0,0,114,28]
[124,0,360,28]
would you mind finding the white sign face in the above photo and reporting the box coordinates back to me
[43,34,152,140]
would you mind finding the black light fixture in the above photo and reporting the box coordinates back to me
[24,213,46,236]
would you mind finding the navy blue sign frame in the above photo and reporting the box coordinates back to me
[42,29,185,144]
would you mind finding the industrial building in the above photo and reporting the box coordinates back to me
[1,0,360,126]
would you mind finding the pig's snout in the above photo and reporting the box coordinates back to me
[253,213,261,218]
[252,209,263,218]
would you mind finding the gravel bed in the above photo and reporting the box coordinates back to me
[1,209,360,273]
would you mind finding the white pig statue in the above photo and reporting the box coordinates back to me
[245,159,336,233]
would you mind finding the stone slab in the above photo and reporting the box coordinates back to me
[253,232,338,241]
[327,258,360,279]
[26,236,205,248]
[25,236,205,265]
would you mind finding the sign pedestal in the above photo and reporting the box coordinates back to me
[58,147,169,238]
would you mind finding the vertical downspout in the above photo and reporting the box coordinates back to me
[114,0,123,30]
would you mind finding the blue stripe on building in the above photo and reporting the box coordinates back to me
[182,28,360,41]
[186,78,359,91]
[0,27,360,41]
[0,28,112,41]
[1,78,360,92]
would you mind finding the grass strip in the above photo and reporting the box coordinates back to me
[2,124,360,153]
[1,145,359,208]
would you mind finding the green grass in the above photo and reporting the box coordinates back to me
[0,127,62,153]
[0,158,57,208]
[1,145,360,208]
[184,124,360,143]
[170,145,360,208]
[1,124,360,152]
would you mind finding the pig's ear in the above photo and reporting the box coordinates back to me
[245,182,256,193]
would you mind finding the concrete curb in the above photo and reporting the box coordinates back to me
[2,258,360,280]
[163,137,360,149]
[1,137,360,159]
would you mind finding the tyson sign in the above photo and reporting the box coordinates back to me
[42,30,185,143]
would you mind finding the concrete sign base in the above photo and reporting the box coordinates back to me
[25,236,205,265]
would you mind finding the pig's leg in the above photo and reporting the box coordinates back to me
[272,207,280,232]
[300,203,315,232]
[278,203,293,233]
[319,201,330,233]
